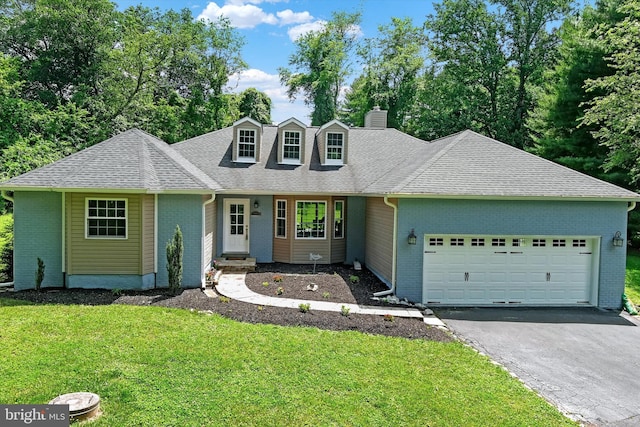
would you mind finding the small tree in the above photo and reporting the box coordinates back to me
[166,225,183,293]
[35,257,45,291]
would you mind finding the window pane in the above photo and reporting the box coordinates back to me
[296,201,326,238]
[334,201,344,238]
[87,199,126,238]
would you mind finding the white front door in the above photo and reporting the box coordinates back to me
[223,199,250,254]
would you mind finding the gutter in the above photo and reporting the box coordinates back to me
[201,194,216,289]
[374,196,397,297]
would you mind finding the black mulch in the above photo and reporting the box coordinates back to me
[1,263,452,342]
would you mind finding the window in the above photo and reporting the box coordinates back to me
[334,200,344,239]
[553,239,566,247]
[533,239,546,247]
[471,238,485,247]
[512,238,526,247]
[492,238,506,247]
[296,201,326,239]
[429,238,444,246]
[283,131,301,162]
[325,132,343,164]
[450,238,464,246]
[238,129,255,159]
[275,200,287,238]
[86,198,127,238]
[572,239,586,247]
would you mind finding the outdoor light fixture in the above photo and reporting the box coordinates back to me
[613,231,624,247]
[253,200,259,209]
[408,228,417,245]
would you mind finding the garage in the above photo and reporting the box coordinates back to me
[423,235,597,306]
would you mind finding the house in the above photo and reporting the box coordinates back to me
[1,108,639,309]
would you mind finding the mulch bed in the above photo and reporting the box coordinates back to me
[1,263,452,342]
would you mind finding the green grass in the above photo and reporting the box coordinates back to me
[625,252,640,303]
[0,302,574,426]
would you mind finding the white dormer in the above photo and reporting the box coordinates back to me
[277,118,306,165]
[232,117,262,163]
[316,119,349,166]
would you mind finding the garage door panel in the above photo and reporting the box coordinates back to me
[423,235,594,306]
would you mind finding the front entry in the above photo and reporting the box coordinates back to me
[223,198,250,254]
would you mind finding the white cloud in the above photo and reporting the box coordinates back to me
[227,68,310,124]
[287,20,326,41]
[198,2,277,28]
[276,9,313,26]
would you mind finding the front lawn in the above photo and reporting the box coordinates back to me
[0,302,575,426]
[625,252,640,303]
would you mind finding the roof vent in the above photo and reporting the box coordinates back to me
[364,107,387,128]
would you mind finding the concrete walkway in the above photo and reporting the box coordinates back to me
[215,273,445,326]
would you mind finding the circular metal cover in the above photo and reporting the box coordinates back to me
[49,392,101,420]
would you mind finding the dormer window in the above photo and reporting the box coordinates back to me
[325,132,344,164]
[316,119,348,166]
[232,117,262,163]
[277,117,306,165]
[283,131,301,163]
[238,129,256,159]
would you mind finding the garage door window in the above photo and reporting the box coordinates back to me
[429,237,443,246]
[533,239,546,247]
[553,239,566,247]
[450,238,464,246]
[573,239,586,247]
[492,238,506,246]
[471,238,485,246]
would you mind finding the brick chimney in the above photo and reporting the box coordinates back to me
[364,106,388,128]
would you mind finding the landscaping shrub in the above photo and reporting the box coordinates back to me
[166,225,183,292]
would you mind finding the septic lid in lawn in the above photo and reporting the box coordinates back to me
[49,392,101,421]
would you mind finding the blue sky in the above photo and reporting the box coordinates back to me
[116,0,436,124]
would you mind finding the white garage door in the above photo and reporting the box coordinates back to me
[423,235,596,305]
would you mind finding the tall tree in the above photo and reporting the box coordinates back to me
[582,0,640,183]
[411,0,569,147]
[528,0,628,185]
[0,0,117,106]
[499,0,571,147]
[237,88,272,124]
[342,17,424,129]
[279,11,361,125]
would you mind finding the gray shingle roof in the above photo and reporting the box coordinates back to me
[0,129,220,192]
[2,126,638,201]
[369,130,639,199]
[173,127,639,200]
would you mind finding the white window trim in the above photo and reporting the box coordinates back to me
[236,128,257,163]
[324,132,344,165]
[295,200,327,240]
[275,199,287,239]
[85,197,128,239]
[282,130,301,164]
[334,200,344,239]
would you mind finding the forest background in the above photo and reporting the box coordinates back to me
[1,0,639,280]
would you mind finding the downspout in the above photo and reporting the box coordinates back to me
[628,202,636,212]
[202,193,216,289]
[154,194,158,288]
[1,190,14,204]
[374,196,397,297]
[61,192,65,287]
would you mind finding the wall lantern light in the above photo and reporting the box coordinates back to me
[253,200,260,209]
[408,228,417,245]
[613,231,624,247]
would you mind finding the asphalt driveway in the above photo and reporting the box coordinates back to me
[436,308,640,426]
